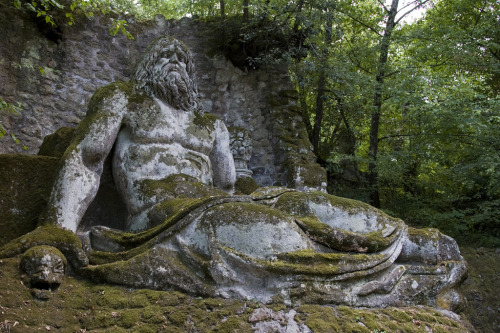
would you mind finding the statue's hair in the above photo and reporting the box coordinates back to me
[133,36,199,111]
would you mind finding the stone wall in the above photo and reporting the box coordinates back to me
[0,2,324,188]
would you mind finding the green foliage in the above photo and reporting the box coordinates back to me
[284,0,500,243]
[0,97,27,149]
[109,18,134,39]
[13,0,135,38]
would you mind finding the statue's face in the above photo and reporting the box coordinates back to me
[20,246,66,291]
[134,37,198,111]
[153,42,189,79]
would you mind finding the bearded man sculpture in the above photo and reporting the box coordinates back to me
[34,36,466,310]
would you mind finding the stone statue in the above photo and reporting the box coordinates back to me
[18,36,466,310]
[41,36,236,232]
[20,245,67,300]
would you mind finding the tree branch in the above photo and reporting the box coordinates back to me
[337,9,382,37]
[376,0,389,14]
[395,0,432,25]
[378,132,475,142]
[346,51,374,75]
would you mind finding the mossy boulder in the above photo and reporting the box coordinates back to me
[0,154,59,246]
[234,176,259,195]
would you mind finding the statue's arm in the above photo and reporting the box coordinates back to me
[41,86,129,232]
[210,119,236,193]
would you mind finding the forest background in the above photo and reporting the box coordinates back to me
[2,0,500,247]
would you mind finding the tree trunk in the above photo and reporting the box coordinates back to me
[311,10,333,158]
[297,73,313,142]
[243,0,249,22]
[293,0,310,139]
[312,73,326,156]
[220,0,225,17]
[368,0,399,208]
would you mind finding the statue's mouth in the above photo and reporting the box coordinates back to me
[31,280,61,291]
[29,278,63,300]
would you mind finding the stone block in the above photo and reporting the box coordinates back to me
[0,154,59,246]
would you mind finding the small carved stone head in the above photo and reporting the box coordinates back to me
[133,36,198,111]
[20,246,66,298]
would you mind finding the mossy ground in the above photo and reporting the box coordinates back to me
[296,304,466,333]
[0,256,254,332]
[458,246,500,333]
[0,255,472,332]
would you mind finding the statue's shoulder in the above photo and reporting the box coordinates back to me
[89,82,149,110]
[192,112,222,132]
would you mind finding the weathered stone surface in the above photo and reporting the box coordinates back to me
[20,245,66,299]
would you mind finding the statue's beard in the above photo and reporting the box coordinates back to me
[151,64,196,111]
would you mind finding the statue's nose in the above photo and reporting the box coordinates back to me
[170,53,179,63]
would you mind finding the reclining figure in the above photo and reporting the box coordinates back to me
[33,36,465,309]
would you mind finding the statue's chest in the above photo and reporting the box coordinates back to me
[129,104,183,141]
[126,103,214,154]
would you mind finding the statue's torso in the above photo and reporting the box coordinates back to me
[112,98,217,216]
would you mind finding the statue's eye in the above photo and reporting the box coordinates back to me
[162,50,174,58]
[35,267,48,274]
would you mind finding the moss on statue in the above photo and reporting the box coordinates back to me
[272,191,402,253]
[234,176,259,195]
[37,127,75,158]
[275,249,385,266]
[193,111,218,132]
[60,82,148,163]
[0,225,87,269]
[138,174,226,201]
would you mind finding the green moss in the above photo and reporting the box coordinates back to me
[276,249,384,266]
[37,127,75,158]
[0,154,60,246]
[407,227,441,241]
[141,306,167,324]
[166,310,188,326]
[193,111,218,131]
[207,201,293,227]
[138,174,226,201]
[285,162,327,188]
[296,304,341,332]
[381,308,412,322]
[296,304,468,333]
[120,309,141,328]
[212,316,253,332]
[0,225,87,269]
[267,302,287,312]
[234,176,259,195]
